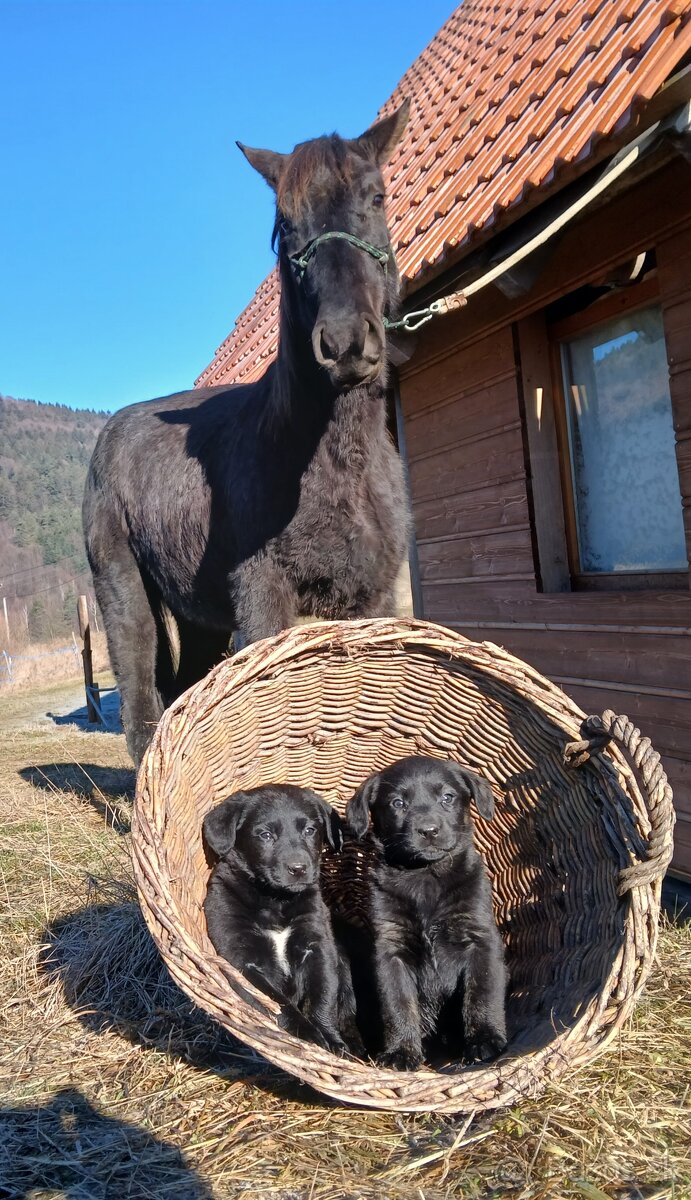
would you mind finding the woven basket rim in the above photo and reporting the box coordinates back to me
[133,617,674,1112]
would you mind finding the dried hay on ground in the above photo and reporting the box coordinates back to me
[0,681,689,1199]
[1,631,110,689]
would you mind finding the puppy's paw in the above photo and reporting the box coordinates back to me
[323,1032,351,1056]
[377,1044,423,1071]
[280,1008,324,1045]
[464,1025,507,1063]
[311,1027,352,1056]
[345,1030,367,1059]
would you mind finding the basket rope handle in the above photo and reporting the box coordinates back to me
[564,709,675,893]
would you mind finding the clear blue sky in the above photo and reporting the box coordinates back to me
[1,0,453,413]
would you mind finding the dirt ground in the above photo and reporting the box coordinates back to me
[0,675,689,1199]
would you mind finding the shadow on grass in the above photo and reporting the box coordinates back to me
[47,687,123,734]
[661,876,691,924]
[38,879,323,1105]
[0,1086,212,1199]
[19,762,135,833]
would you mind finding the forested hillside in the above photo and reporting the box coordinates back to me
[0,395,109,646]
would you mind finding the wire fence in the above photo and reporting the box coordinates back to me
[0,642,82,685]
[1,638,119,733]
[1,578,99,655]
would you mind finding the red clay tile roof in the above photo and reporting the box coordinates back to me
[196,0,691,388]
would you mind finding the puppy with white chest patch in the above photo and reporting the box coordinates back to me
[346,756,507,1070]
[203,783,361,1054]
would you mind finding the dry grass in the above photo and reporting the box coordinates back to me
[0,681,689,1199]
[1,631,110,689]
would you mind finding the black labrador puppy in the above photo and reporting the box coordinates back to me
[346,756,507,1070]
[203,783,361,1055]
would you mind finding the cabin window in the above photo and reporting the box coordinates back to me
[554,302,687,586]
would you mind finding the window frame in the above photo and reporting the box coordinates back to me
[547,276,688,592]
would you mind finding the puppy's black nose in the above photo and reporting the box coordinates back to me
[418,824,439,840]
[288,863,307,877]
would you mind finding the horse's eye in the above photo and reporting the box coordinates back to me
[258,830,273,841]
[391,797,405,809]
[373,193,384,208]
[277,216,292,236]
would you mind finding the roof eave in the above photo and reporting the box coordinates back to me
[401,62,691,302]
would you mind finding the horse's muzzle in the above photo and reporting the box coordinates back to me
[312,311,385,389]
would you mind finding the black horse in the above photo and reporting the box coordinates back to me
[83,104,410,766]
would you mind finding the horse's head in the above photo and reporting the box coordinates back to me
[238,103,409,392]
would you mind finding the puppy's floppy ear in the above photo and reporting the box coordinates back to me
[345,773,381,839]
[304,790,344,852]
[202,793,248,858]
[448,763,495,821]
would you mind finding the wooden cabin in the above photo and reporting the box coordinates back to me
[197,1,691,877]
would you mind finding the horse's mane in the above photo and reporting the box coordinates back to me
[276,134,354,219]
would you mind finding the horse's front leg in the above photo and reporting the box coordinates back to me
[86,512,165,767]
[231,552,297,645]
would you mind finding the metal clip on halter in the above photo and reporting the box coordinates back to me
[384,291,467,334]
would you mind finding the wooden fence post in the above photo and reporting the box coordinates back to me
[77,594,99,723]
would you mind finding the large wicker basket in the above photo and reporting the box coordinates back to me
[133,618,674,1112]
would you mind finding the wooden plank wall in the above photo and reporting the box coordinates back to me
[398,158,691,877]
[659,221,691,572]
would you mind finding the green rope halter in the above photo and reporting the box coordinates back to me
[288,231,390,282]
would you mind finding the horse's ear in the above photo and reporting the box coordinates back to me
[447,764,496,822]
[345,774,381,839]
[202,794,248,858]
[236,142,288,191]
[354,100,410,166]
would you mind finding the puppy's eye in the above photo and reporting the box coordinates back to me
[391,797,406,810]
[373,193,384,208]
[441,792,456,805]
[258,830,273,841]
[303,825,317,836]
